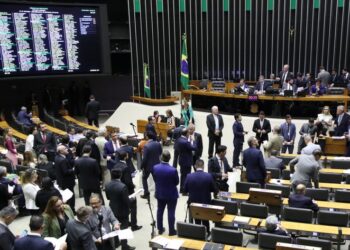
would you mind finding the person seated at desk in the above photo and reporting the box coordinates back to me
[153,110,163,123]
[295,72,307,89]
[17,106,33,127]
[330,69,343,87]
[258,215,289,236]
[282,78,295,93]
[165,109,176,142]
[235,79,250,94]
[288,184,319,212]
[264,150,285,173]
[309,80,327,95]
[254,75,272,95]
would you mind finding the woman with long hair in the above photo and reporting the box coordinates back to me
[22,168,40,215]
[4,128,18,169]
[180,100,194,127]
[43,196,74,238]
[23,151,36,168]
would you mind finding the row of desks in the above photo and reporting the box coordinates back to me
[222,192,350,211]
[269,179,350,190]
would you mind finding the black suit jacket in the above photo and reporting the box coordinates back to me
[0,184,10,210]
[35,188,62,213]
[55,154,75,189]
[85,100,100,120]
[66,219,97,250]
[76,139,101,164]
[116,145,136,173]
[74,156,100,190]
[206,114,224,137]
[208,156,232,190]
[33,132,56,154]
[278,71,293,86]
[0,223,15,250]
[288,193,319,212]
[334,113,350,136]
[252,119,271,142]
[193,132,203,159]
[105,179,130,219]
[113,161,135,194]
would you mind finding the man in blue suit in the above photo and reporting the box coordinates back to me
[104,132,120,170]
[17,106,33,127]
[117,136,136,173]
[140,131,162,199]
[288,184,319,212]
[14,215,54,250]
[208,145,232,192]
[242,136,266,187]
[280,114,296,154]
[254,75,272,94]
[153,150,179,236]
[174,128,197,194]
[146,116,157,140]
[184,159,218,233]
[233,113,247,166]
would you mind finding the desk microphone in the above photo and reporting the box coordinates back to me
[130,123,136,127]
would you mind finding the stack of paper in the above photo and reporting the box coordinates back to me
[233,216,251,224]
[150,236,184,250]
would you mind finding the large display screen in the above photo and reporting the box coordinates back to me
[0,2,110,77]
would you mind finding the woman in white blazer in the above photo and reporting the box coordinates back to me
[22,169,40,214]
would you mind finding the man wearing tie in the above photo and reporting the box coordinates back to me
[103,132,120,171]
[232,113,247,166]
[334,105,350,136]
[252,111,271,148]
[206,106,224,159]
[208,145,232,192]
[174,129,197,194]
[187,124,203,170]
[33,123,56,162]
[277,64,292,87]
[342,68,350,89]
[280,115,296,154]
[254,75,272,94]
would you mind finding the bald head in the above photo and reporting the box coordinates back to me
[304,135,312,144]
[57,145,68,155]
[295,184,306,194]
[211,106,219,115]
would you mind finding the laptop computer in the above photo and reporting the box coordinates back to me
[284,90,294,97]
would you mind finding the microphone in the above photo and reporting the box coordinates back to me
[98,212,103,226]
[130,123,136,127]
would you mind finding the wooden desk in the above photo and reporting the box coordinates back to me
[269,179,350,190]
[322,137,347,155]
[0,121,27,141]
[222,192,350,211]
[136,119,169,142]
[62,115,98,131]
[149,235,253,250]
[280,154,348,161]
[320,168,349,174]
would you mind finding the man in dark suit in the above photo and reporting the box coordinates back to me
[233,113,247,166]
[17,106,32,127]
[85,95,100,127]
[188,124,203,170]
[334,105,350,136]
[76,131,101,163]
[254,75,273,94]
[174,128,197,194]
[75,145,102,205]
[66,206,97,250]
[105,168,135,250]
[184,159,218,233]
[242,136,266,187]
[14,215,54,250]
[208,145,232,192]
[252,111,271,148]
[0,183,10,211]
[113,152,141,232]
[288,184,319,212]
[153,150,179,236]
[277,64,292,87]
[55,145,76,212]
[140,132,162,199]
[0,206,17,250]
[104,132,120,171]
[34,122,56,162]
[116,136,136,173]
[146,116,157,140]
[206,106,224,159]
[330,69,343,86]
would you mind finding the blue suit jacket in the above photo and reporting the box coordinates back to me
[146,123,157,140]
[17,110,32,126]
[242,147,266,181]
[14,235,54,250]
[104,141,118,170]
[254,81,272,91]
[288,193,319,211]
[141,140,162,171]
[233,121,244,144]
[153,162,179,200]
[184,170,217,204]
[280,122,296,142]
[174,136,196,168]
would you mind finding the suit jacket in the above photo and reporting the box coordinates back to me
[317,70,331,87]
[43,205,74,238]
[14,234,54,250]
[146,123,157,140]
[66,219,97,250]
[0,183,10,210]
[334,112,350,136]
[34,132,56,154]
[242,147,266,181]
[35,188,62,213]
[153,162,179,200]
[330,74,343,85]
[278,71,293,86]
[173,133,202,168]
[113,161,135,194]
[174,136,196,168]
[0,223,15,250]
[280,122,296,143]
[233,121,244,144]
[264,156,284,171]
[252,119,271,142]
[254,81,272,91]
[55,154,75,189]
[208,156,232,180]
[85,100,100,120]
[104,140,119,170]
[75,156,100,190]
[309,84,326,95]
[116,145,136,173]
[184,170,217,204]
[206,114,224,137]
[105,179,130,219]
[288,193,319,211]
[76,139,101,163]
[140,140,162,171]
[264,134,283,156]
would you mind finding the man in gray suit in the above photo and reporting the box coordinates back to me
[86,194,120,250]
[297,118,317,154]
[264,150,285,172]
[300,135,321,155]
[66,206,98,250]
[317,66,331,88]
[0,206,18,250]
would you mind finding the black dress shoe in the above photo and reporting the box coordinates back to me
[169,230,177,236]
[131,225,142,231]
[124,245,136,250]
[158,227,165,235]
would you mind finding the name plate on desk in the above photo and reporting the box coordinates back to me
[248,188,282,206]
[248,94,258,101]
[190,203,225,222]
[276,242,322,250]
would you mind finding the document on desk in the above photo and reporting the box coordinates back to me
[202,242,225,250]
[233,216,251,224]
[150,236,184,249]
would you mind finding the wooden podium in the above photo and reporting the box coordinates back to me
[136,120,169,142]
[323,137,347,155]
[189,203,225,222]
